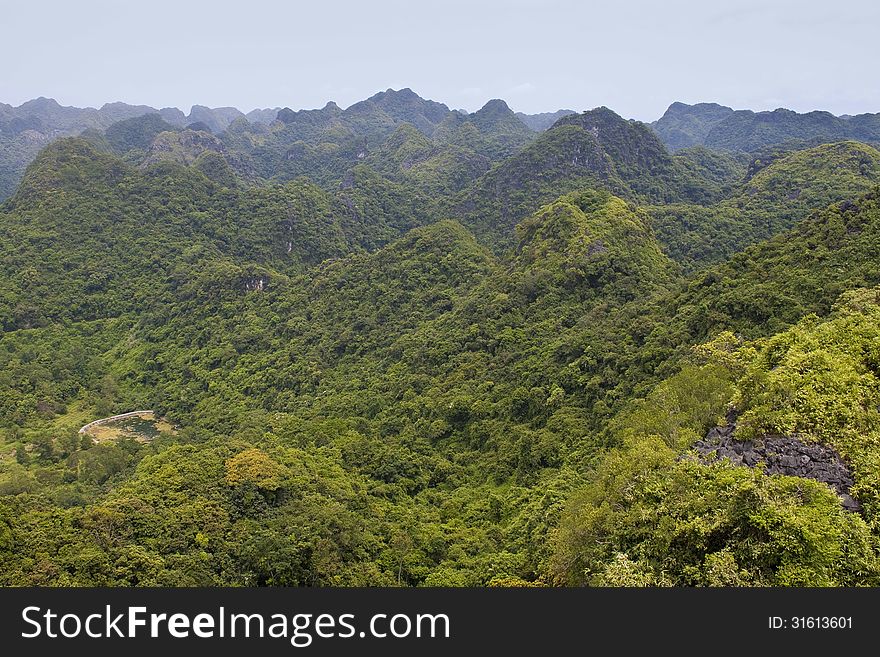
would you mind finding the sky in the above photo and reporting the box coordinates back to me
[2,0,879,121]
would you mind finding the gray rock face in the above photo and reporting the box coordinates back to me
[692,414,861,512]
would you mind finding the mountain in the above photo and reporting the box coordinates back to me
[361,122,491,197]
[0,98,156,199]
[465,99,535,158]
[516,109,576,131]
[5,89,880,589]
[244,108,279,124]
[513,190,677,301]
[8,93,880,204]
[541,193,880,587]
[555,281,880,585]
[452,106,723,246]
[653,101,880,152]
[0,140,683,586]
[186,105,246,133]
[571,186,880,426]
[0,137,375,328]
[706,108,848,151]
[352,87,452,136]
[0,97,152,135]
[104,113,180,153]
[648,140,880,270]
[261,93,534,186]
[653,189,880,345]
[671,146,746,195]
[650,101,735,150]
[0,98,279,200]
[552,108,687,187]
[0,97,275,139]
[274,88,453,142]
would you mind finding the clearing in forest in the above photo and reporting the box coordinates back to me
[79,411,176,443]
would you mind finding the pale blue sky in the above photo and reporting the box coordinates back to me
[2,0,879,120]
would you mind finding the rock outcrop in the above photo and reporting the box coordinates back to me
[693,415,861,512]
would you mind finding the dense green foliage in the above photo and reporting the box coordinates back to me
[105,114,179,154]
[214,90,535,192]
[3,90,880,588]
[450,107,730,248]
[0,98,264,202]
[556,291,880,586]
[648,141,880,270]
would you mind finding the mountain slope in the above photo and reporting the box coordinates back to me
[651,102,735,150]
[453,106,722,246]
[258,93,534,187]
[0,138,352,327]
[706,108,849,151]
[648,141,880,270]
[0,98,277,200]
[652,102,880,152]
[6,91,880,589]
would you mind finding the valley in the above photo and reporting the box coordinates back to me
[1,89,879,587]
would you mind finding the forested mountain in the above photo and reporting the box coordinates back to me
[647,141,880,270]
[225,92,536,187]
[652,101,880,152]
[451,106,730,246]
[650,102,735,150]
[2,88,880,587]
[0,97,277,200]
[516,109,577,132]
[9,92,880,203]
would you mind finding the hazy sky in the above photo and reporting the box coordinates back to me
[3,0,879,121]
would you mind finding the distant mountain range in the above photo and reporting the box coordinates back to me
[4,89,880,202]
[0,90,573,200]
[0,97,277,199]
[0,96,278,135]
[651,101,880,151]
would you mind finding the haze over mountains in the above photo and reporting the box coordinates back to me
[0,90,563,199]
[5,88,880,201]
[3,84,880,587]
[651,101,880,151]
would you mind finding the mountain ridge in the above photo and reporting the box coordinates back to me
[4,96,880,587]
[652,101,880,151]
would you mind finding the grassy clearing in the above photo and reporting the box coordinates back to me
[83,412,176,443]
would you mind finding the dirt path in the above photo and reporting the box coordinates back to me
[78,410,155,435]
